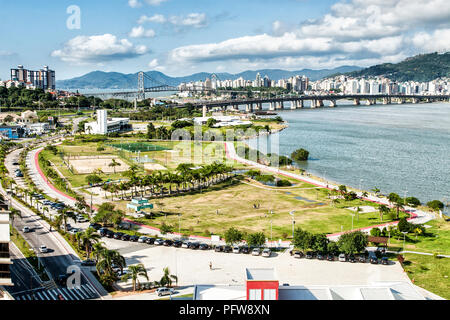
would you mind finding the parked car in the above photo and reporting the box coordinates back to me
[199,243,209,250]
[22,226,31,233]
[156,287,174,297]
[182,242,191,249]
[12,161,19,166]
[68,228,81,235]
[358,255,366,263]
[369,253,378,264]
[154,239,164,246]
[381,256,389,265]
[81,259,97,267]
[232,246,241,254]
[105,230,115,238]
[138,236,148,243]
[338,253,347,262]
[61,224,72,231]
[223,246,232,253]
[262,248,271,257]
[163,240,173,247]
[327,253,335,261]
[121,234,131,241]
[76,216,88,223]
[294,251,304,259]
[39,245,48,253]
[306,251,314,259]
[251,248,261,256]
[89,223,102,230]
[173,240,182,248]
[145,238,156,245]
[214,245,224,252]
[189,242,200,250]
[113,232,124,240]
[241,246,250,254]
[317,252,325,260]
[129,235,139,242]
[348,254,356,263]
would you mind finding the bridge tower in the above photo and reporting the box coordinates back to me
[138,72,145,101]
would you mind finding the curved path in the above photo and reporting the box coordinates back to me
[224,142,435,241]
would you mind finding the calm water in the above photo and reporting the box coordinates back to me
[247,101,450,206]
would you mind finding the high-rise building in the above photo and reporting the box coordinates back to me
[10,65,55,90]
[0,209,12,288]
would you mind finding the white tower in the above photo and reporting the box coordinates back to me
[97,109,108,135]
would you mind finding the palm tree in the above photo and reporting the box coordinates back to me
[96,249,126,280]
[109,159,121,174]
[92,243,106,262]
[80,228,101,259]
[372,187,381,195]
[378,204,389,221]
[121,264,148,291]
[159,267,178,288]
[9,208,22,226]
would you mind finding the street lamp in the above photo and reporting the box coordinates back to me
[401,231,408,252]
[351,213,355,231]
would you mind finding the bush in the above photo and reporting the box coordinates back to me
[276,179,292,187]
[427,200,444,211]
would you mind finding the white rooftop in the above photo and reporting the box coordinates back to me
[246,268,277,281]
[194,281,428,300]
[0,213,10,243]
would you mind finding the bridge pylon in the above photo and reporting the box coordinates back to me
[138,71,145,101]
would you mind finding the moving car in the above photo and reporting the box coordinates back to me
[39,245,48,253]
[22,226,31,233]
[262,248,271,257]
[156,287,174,297]
[251,248,261,256]
[338,253,347,262]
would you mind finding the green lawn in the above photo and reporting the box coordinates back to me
[401,253,450,299]
[389,218,450,255]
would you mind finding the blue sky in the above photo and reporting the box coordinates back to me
[1,0,449,80]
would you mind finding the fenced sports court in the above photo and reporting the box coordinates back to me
[108,142,171,152]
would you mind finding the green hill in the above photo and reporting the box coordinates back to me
[345,52,450,82]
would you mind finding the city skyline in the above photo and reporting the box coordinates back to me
[1,0,450,81]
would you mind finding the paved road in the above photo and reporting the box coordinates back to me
[2,147,109,300]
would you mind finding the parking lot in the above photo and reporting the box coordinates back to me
[101,236,411,287]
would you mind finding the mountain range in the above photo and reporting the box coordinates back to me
[56,66,362,90]
[343,52,450,82]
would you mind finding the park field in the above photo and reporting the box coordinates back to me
[118,177,405,239]
[401,253,450,300]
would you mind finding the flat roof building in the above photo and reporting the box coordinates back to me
[0,211,13,287]
[85,110,130,135]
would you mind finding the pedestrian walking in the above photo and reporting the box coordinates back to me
[209,261,212,270]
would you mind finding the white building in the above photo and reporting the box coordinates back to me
[0,211,12,288]
[85,109,130,135]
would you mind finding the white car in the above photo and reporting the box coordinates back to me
[22,226,31,233]
[68,228,81,235]
[138,236,148,243]
[339,253,347,262]
[181,242,189,249]
[156,287,174,297]
[154,239,164,245]
[252,248,261,256]
[39,245,48,253]
[262,248,271,257]
[76,216,88,223]
[233,246,241,254]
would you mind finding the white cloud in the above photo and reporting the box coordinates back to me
[51,34,148,64]
[168,13,207,28]
[148,59,159,68]
[138,13,207,29]
[129,26,156,38]
[411,28,450,52]
[164,0,450,71]
[144,0,167,6]
[128,0,142,8]
[138,14,166,24]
